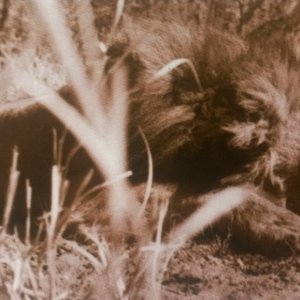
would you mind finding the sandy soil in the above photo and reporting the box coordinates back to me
[50,236,300,299]
[23,234,298,300]
[162,239,300,300]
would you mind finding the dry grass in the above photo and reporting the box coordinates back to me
[0,1,247,299]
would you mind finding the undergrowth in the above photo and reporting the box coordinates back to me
[0,1,246,299]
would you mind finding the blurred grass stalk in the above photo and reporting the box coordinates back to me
[28,0,139,239]
[2,148,19,235]
[7,0,249,298]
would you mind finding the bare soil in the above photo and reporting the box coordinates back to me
[50,237,300,299]
[2,233,300,299]
[162,239,300,300]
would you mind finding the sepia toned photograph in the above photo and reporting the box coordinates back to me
[0,0,300,299]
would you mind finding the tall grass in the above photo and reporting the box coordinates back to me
[0,1,247,299]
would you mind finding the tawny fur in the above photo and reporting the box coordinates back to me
[118,19,300,203]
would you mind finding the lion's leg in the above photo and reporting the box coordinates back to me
[136,183,300,258]
[229,191,300,257]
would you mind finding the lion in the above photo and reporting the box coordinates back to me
[117,19,300,257]
[1,16,300,257]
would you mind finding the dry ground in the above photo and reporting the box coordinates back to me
[2,233,300,299]
[163,239,300,300]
